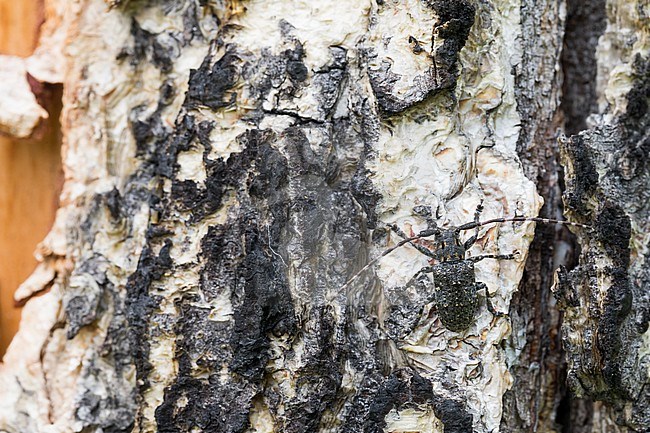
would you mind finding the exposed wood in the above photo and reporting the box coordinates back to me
[0,1,43,56]
[0,0,62,356]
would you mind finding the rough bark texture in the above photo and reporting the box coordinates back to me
[0,0,648,432]
[503,1,568,431]
[555,0,650,431]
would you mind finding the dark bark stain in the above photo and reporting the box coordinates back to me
[313,46,348,117]
[284,45,309,83]
[561,134,599,212]
[155,374,253,433]
[426,0,476,72]
[125,239,174,384]
[619,54,650,183]
[118,18,180,73]
[282,307,343,433]
[279,20,310,84]
[594,205,632,395]
[350,369,472,433]
[186,50,239,110]
[130,79,176,160]
[76,352,137,433]
[117,3,217,71]
[155,130,298,431]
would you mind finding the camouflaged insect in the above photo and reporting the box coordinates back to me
[341,203,589,332]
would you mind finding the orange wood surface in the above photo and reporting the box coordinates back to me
[0,0,62,356]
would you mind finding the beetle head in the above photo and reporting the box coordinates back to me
[435,229,465,261]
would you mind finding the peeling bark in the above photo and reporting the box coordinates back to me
[0,0,648,432]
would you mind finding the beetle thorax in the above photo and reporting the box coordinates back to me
[435,230,465,261]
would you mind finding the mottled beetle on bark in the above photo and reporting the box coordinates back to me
[341,202,589,332]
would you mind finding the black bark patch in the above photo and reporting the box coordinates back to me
[129,80,176,159]
[170,128,288,223]
[117,18,181,73]
[277,20,309,85]
[618,55,650,181]
[105,187,124,221]
[592,206,633,398]
[71,274,138,432]
[102,290,135,375]
[282,307,343,433]
[426,0,476,71]
[63,256,109,339]
[125,240,174,389]
[557,50,650,428]
[186,50,239,110]
[155,375,254,433]
[154,114,201,179]
[363,369,473,433]
[312,46,348,117]
[247,28,322,120]
[72,73,178,428]
[598,273,633,391]
[157,129,296,428]
[227,220,296,380]
[76,358,136,433]
[562,134,599,215]
[154,299,255,433]
[284,44,309,83]
[369,0,475,113]
[594,204,631,270]
[64,288,102,339]
[433,398,475,433]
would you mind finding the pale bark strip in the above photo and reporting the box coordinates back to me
[1,1,220,431]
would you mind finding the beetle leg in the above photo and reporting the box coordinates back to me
[468,252,518,263]
[405,265,436,287]
[463,200,484,249]
[477,282,505,318]
[390,224,438,259]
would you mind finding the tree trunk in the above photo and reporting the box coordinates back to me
[0,0,647,432]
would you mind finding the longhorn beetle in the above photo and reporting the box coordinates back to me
[340,203,589,332]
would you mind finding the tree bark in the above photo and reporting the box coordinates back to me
[0,0,647,432]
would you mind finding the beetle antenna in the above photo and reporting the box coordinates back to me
[456,216,590,232]
[336,228,439,293]
[337,235,420,293]
[335,216,587,295]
